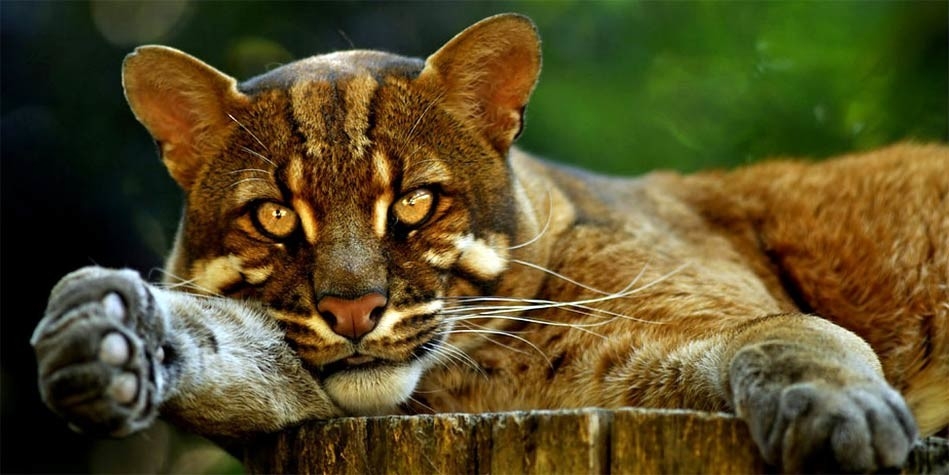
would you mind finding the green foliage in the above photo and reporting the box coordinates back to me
[516,1,947,174]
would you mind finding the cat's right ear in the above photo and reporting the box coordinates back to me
[122,46,249,190]
[419,13,541,154]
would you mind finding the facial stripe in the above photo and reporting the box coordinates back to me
[371,300,444,336]
[276,310,348,344]
[372,149,392,189]
[372,149,394,238]
[293,197,319,244]
[286,155,307,196]
[343,74,378,159]
[283,155,319,243]
[374,193,392,238]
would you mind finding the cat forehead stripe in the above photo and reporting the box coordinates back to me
[288,74,379,161]
[343,74,378,159]
[288,81,331,159]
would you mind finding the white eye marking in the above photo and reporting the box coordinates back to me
[191,255,244,294]
[456,234,508,280]
[242,265,273,285]
[423,248,458,269]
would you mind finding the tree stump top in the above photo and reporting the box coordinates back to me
[243,408,948,474]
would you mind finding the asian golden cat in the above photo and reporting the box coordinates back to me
[32,13,947,473]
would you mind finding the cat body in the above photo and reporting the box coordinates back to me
[417,146,949,426]
[32,14,948,473]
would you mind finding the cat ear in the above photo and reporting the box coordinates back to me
[122,46,248,190]
[419,13,541,152]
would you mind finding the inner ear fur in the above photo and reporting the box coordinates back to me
[123,45,248,190]
[419,13,542,153]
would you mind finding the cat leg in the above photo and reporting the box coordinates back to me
[724,314,918,473]
[32,266,340,440]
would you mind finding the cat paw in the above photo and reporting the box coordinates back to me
[31,267,167,437]
[732,350,918,473]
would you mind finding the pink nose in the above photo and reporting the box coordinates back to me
[317,293,387,340]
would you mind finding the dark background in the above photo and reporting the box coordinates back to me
[2,1,946,473]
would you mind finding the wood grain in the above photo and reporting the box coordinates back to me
[243,408,948,474]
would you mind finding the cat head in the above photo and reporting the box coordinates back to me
[122,13,542,414]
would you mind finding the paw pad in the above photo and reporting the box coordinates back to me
[108,372,139,404]
[99,332,130,366]
[102,292,126,321]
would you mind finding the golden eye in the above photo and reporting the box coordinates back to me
[253,202,298,239]
[393,188,435,227]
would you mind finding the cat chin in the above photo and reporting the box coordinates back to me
[322,362,423,415]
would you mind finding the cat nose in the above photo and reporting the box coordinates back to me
[317,293,387,340]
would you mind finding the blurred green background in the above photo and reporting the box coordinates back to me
[1,1,945,473]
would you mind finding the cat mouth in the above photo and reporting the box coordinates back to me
[318,353,388,377]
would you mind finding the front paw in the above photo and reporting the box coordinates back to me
[31,267,167,437]
[732,349,918,472]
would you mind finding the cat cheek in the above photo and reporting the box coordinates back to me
[455,235,508,281]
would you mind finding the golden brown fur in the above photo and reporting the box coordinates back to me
[414,144,949,435]
[32,13,948,473]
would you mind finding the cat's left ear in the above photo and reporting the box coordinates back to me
[419,13,541,153]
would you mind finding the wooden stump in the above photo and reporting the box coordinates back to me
[243,408,949,474]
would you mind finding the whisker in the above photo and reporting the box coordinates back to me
[406,94,443,142]
[228,113,270,152]
[445,305,616,323]
[406,395,437,413]
[227,167,273,176]
[226,177,271,190]
[398,92,445,160]
[446,313,609,338]
[240,145,277,168]
[509,259,685,300]
[442,262,689,325]
[510,259,618,296]
[443,322,535,356]
[440,328,551,366]
[508,187,553,251]
[447,301,653,325]
[425,341,485,377]
[150,268,224,297]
